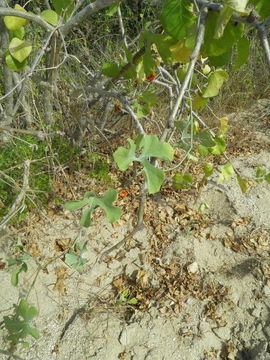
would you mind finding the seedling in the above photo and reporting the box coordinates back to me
[64,242,87,271]
[2,299,39,348]
[116,289,138,306]
[7,244,31,286]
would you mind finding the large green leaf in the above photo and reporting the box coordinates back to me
[113,139,137,171]
[214,5,233,39]
[80,206,93,227]
[40,10,58,25]
[143,49,156,76]
[161,0,196,40]
[195,130,216,147]
[51,0,75,18]
[233,37,249,71]
[209,50,232,67]
[252,0,270,19]
[64,197,92,211]
[226,0,249,12]
[202,69,229,98]
[95,189,121,223]
[218,163,235,183]
[105,1,120,16]
[17,299,38,321]
[141,160,165,194]
[209,136,226,155]
[237,175,249,193]
[102,62,120,77]
[172,173,193,189]
[202,11,244,57]
[4,4,28,31]
[139,135,174,161]
[5,53,27,72]
[9,38,32,63]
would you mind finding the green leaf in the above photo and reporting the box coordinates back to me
[209,49,232,67]
[95,189,121,223]
[140,135,174,161]
[255,166,266,183]
[27,327,39,340]
[233,37,249,71]
[237,175,249,193]
[113,139,137,171]
[197,144,209,156]
[80,206,93,227]
[202,69,229,98]
[102,62,120,77]
[64,197,91,211]
[214,5,233,39]
[226,0,249,13]
[195,130,216,147]
[105,1,120,16]
[192,93,208,112]
[141,160,165,194]
[218,117,229,135]
[161,0,196,40]
[11,266,22,286]
[4,4,28,31]
[9,38,32,63]
[141,91,158,107]
[172,173,193,189]
[10,27,25,40]
[154,34,173,64]
[40,10,58,25]
[252,0,270,19]
[202,11,244,57]
[64,252,87,270]
[128,298,138,305]
[218,163,235,183]
[204,163,214,177]
[51,0,75,19]
[265,173,270,184]
[170,40,192,63]
[5,53,27,71]
[17,299,38,321]
[143,50,156,76]
[209,136,226,155]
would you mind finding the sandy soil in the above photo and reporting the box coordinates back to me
[1,100,270,360]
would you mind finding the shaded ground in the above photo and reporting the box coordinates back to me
[1,100,270,360]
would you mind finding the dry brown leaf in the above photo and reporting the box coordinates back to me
[53,266,68,294]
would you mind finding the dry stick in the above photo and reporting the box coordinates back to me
[256,22,270,70]
[0,126,64,138]
[0,160,30,228]
[117,4,128,49]
[160,6,208,143]
[83,85,145,134]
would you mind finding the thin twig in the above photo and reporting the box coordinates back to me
[160,6,208,142]
[0,160,30,228]
[117,4,128,49]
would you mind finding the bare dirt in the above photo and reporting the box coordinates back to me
[1,100,270,360]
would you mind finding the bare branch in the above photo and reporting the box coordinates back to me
[117,4,128,49]
[256,22,270,70]
[83,85,145,134]
[0,8,53,31]
[161,6,208,141]
[0,160,30,228]
[62,0,126,36]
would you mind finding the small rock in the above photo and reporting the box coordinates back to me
[187,262,199,274]
[212,327,231,341]
[263,286,270,296]
[119,324,141,346]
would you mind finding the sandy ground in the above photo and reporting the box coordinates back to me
[1,101,270,360]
